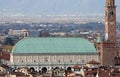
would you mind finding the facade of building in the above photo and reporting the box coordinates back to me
[10,38,99,72]
[8,29,29,37]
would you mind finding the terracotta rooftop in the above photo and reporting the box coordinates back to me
[72,65,81,69]
[87,60,100,64]
[0,73,6,76]
[10,72,28,76]
[0,51,10,60]
[80,66,120,77]
[98,67,120,77]
[83,67,98,75]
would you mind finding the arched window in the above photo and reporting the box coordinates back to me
[110,10,114,16]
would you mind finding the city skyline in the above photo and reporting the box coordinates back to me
[0,0,120,16]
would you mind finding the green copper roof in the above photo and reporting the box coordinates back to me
[12,37,96,54]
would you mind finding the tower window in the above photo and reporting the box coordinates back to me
[110,11,114,16]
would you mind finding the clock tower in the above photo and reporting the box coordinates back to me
[105,0,116,43]
[97,0,117,66]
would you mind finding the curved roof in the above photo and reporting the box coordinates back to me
[12,37,96,54]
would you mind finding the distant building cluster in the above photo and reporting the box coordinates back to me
[8,29,29,37]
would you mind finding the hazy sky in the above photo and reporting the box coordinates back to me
[0,0,119,16]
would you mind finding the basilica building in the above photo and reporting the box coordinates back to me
[10,37,99,72]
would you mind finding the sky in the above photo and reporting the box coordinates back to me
[0,0,119,16]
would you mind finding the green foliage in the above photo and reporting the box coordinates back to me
[4,37,14,46]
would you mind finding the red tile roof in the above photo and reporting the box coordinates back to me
[81,66,120,77]
[0,73,6,76]
[73,65,81,69]
[83,68,98,76]
[0,51,10,60]
[87,60,100,64]
[98,67,120,77]
[10,72,28,76]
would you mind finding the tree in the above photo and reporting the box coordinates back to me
[4,37,14,46]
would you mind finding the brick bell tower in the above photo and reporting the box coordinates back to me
[105,0,116,43]
[97,0,117,66]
